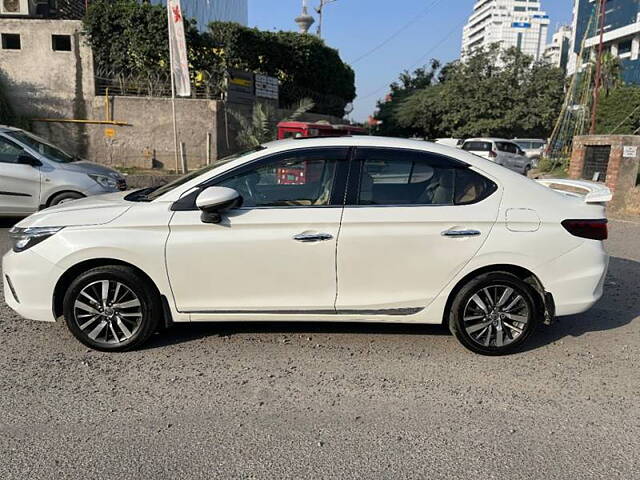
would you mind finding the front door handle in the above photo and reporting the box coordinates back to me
[441,229,481,238]
[293,232,333,243]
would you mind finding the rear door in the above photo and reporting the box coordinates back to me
[335,147,501,313]
[0,135,41,215]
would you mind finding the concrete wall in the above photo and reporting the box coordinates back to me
[0,19,94,155]
[570,135,640,213]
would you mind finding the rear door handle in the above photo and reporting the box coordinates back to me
[441,229,481,238]
[293,232,333,243]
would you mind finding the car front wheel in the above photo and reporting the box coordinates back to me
[62,266,161,351]
[449,272,540,355]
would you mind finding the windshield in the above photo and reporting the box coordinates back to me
[6,130,76,163]
[144,146,266,201]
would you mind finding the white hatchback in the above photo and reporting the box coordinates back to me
[3,137,610,355]
[462,138,532,176]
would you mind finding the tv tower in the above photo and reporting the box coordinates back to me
[295,0,315,34]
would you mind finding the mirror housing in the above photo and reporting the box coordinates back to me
[17,152,42,167]
[196,186,242,224]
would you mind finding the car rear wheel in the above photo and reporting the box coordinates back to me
[62,266,161,351]
[449,272,540,355]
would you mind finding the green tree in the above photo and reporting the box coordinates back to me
[373,60,441,138]
[392,46,565,139]
[595,85,640,134]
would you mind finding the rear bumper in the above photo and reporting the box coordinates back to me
[540,240,609,317]
[3,249,62,322]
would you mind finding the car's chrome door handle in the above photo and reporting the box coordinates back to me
[293,232,334,243]
[441,229,481,238]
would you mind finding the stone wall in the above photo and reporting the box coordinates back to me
[569,135,640,213]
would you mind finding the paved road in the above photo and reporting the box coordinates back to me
[0,219,638,479]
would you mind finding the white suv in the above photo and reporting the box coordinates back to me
[3,137,609,355]
[0,126,126,216]
[462,138,532,176]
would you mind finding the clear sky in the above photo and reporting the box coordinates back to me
[248,0,573,122]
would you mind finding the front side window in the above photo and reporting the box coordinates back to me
[0,136,24,164]
[355,148,496,206]
[215,149,345,207]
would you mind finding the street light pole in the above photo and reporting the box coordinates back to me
[315,0,337,38]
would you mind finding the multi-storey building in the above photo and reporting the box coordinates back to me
[544,24,572,70]
[461,0,550,61]
[568,0,640,83]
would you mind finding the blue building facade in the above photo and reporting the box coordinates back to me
[571,0,640,84]
[151,0,248,31]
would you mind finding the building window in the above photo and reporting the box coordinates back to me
[618,39,632,55]
[1,33,21,50]
[51,34,72,52]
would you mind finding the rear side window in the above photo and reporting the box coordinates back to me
[463,141,492,152]
[454,168,498,205]
[355,148,496,206]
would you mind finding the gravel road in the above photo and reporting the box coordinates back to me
[1,219,638,479]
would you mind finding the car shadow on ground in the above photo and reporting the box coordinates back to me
[145,256,640,353]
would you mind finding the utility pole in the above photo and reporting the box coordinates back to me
[315,0,337,38]
[590,0,607,135]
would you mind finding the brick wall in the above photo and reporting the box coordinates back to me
[570,135,640,213]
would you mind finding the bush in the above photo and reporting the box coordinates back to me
[83,1,355,117]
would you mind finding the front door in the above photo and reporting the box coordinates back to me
[166,147,349,313]
[0,136,41,215]
[335,147,501,313]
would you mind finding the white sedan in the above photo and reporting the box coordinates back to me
[3,137,610,355]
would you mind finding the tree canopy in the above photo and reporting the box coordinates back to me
[376,46,566,140]
[83,0,355,117]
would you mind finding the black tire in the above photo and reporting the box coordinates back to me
[49,191,84,206]
[449,272,540,356]
[62,265,161,352]
[523,165,531,177]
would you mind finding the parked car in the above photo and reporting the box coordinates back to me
[3,137,610,355]
[513,138,547,168]
[435,138,463,148]
[0,125,126,216]
[462,138,532,176]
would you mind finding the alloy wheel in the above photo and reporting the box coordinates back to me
[462,284,530,348]
[73,280,143,345]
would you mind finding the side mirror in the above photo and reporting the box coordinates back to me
[17,152,42,167]
[196,186,242,224]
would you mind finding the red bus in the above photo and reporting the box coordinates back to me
[277,121,367,140]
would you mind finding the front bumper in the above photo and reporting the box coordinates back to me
[3,248,63,322]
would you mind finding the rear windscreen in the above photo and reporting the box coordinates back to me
[462,142,492,152]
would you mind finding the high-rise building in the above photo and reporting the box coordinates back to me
[461,0,550,61]
[544,25,572,71]
[568,0,640,83]
[150,0,248,31]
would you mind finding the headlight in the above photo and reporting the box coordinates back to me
[89,174,118,189]
[8,226,63,253]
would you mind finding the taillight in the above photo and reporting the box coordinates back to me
[489,150,497,159]
[561,219,608,240]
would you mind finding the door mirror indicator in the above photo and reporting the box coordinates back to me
[17,153,42,167]
[196,187,242,224]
